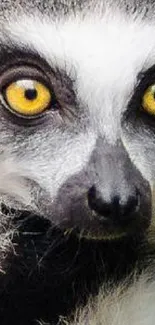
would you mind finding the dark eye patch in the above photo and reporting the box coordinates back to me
[0,44,77,126]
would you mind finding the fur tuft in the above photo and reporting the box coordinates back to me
[0,160,39,210]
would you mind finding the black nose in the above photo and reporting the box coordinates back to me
[88,186,140,225]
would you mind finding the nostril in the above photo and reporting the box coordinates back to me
[88,186,112,217]
[87,186,96,209]
[87,186,106,215]
[120,189,141,218]
[87,185,141,224]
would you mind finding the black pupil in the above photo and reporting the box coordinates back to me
[25,89,38,101]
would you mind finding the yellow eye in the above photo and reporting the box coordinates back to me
[142,85,155,115]
[5,79,52,116]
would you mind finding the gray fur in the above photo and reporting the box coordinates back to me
[0,0,155,19]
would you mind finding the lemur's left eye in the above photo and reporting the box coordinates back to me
[0,65,57,118]
[142,85,155,115]
[5,79,51,116]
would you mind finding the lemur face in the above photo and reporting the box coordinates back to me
[0,0,154,239]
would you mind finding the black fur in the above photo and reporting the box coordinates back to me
[0,207,153,325]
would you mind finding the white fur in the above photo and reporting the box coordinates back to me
[0,160,37,209]
[68,272,155,325]
[4,13,155,142]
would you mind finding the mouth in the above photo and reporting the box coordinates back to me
[60,210,151,241]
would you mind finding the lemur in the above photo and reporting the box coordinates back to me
[0,1,154,324]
